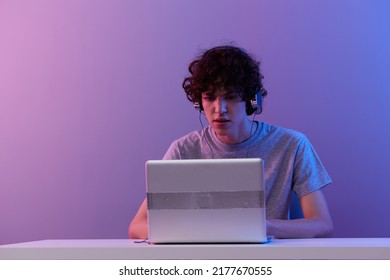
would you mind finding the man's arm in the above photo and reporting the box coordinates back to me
[266,189,333,238]
[128,198,148,239]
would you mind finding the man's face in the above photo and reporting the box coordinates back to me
[201,88,251,144]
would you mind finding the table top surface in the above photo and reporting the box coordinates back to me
[1,238,390,260]
[2,237,390,247]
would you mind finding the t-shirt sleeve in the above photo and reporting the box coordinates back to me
[292,136,332,198]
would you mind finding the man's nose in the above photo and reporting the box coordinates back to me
[215,97,227,114]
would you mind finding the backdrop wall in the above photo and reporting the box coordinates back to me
[1,0,389,245]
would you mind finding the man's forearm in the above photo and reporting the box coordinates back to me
[266,217,334,239]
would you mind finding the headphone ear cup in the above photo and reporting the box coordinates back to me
[250,92,262,114]
[256,92,262,109]
[194,102,203,111]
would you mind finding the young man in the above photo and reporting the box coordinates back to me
[129,45,333,239]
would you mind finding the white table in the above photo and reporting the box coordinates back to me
[1,238,389,260]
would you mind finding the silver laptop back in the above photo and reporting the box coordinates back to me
[146,158,267,243]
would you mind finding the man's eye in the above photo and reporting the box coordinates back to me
[203,95,215,101]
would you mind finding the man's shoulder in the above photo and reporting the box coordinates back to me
[262,122,307,142]
[164,128,207,160]
[170,128,205,146]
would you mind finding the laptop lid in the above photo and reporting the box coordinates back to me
[146,158,267,243]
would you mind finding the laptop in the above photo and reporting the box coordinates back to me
[145,158,267,243]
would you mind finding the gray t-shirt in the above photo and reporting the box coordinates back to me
[163,121,332,219]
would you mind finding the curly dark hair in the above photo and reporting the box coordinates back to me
[182,45,267,115]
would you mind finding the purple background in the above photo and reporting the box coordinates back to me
[1,0,389,245]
